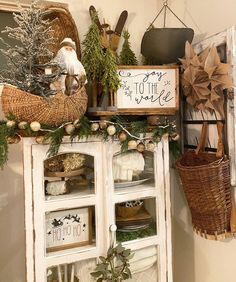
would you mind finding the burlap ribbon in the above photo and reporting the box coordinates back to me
[180,42,233,118]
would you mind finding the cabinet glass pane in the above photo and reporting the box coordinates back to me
[116,197,157,243]
[112,149,155,191]
[47,258,96,282]
[44,153,95,200]
[45,206,95,254]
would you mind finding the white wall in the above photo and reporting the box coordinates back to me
[156,0,236,44]
[50,0,159,63]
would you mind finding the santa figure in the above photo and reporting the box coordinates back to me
[51,37,87,95]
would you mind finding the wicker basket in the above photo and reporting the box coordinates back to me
[176,122,232,239]
[1,84,87,126]
[42,5,81,59]
[1,5,87,126]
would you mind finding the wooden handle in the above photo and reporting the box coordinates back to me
[195,122,208,155]
[216,121,224,158]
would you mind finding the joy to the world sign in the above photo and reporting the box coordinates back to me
[117,66,179,115]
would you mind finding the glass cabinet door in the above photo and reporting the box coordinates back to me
[104,138,171,282]
[31,141,105,282]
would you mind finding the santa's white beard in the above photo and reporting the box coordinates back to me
[55,47,86,76]
[52,47,87,94]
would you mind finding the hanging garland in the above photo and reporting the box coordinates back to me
[0,115,179,169]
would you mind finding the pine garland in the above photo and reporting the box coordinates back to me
[45,127,64,157]
[0,115,179,169]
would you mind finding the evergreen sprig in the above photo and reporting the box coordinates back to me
[101,47,121,94]
[0,123,9,169]
[82,12,104,82]
[119,30,138,66]
[45,127,64,157]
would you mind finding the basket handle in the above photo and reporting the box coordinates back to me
[195,122,208,155]
[195,121,224,157]
[216,121,224,158]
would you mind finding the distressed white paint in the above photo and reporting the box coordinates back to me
[3,136,172,282]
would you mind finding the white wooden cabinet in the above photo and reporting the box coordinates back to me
[22,137,172,282]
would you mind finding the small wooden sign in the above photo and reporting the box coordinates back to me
[117,65,179,115]
[45,207,92,252]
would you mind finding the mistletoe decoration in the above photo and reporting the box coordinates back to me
[0,115,179,169]
[180,41,233,118]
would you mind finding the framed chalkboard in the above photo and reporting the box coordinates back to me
[117,65,179,115]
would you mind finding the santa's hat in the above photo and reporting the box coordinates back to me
[60,38,76,51]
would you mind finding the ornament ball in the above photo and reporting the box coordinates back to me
[6,120,16,128]
[107,125,116,136]
[73,119,81,128]
[91,123,99,132]
[118,131,127,142]
[18,121,28,130]
[146,141,155,152]
[99,120,107,129]
[30,121,41,132]
[65,124,75,135]
[128,140,137,150]
[35,136,45,144]
[137,142,145,152]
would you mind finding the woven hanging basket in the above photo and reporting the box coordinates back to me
[176,122,232,240]
[1,84,87,126]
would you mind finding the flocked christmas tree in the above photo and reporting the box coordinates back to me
[82,12,104,108]
[101,47,121,109]
[0,0,60,98]
[119,30,138,65]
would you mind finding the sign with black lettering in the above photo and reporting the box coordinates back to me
[117,66,179,114]
[46,207,92,252]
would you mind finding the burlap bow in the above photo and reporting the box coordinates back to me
[180,42,233,118]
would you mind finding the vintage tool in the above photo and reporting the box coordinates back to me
[110,10,128,51]
[89,5,128,52]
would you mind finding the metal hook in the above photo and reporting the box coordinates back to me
[163,0,168,6]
